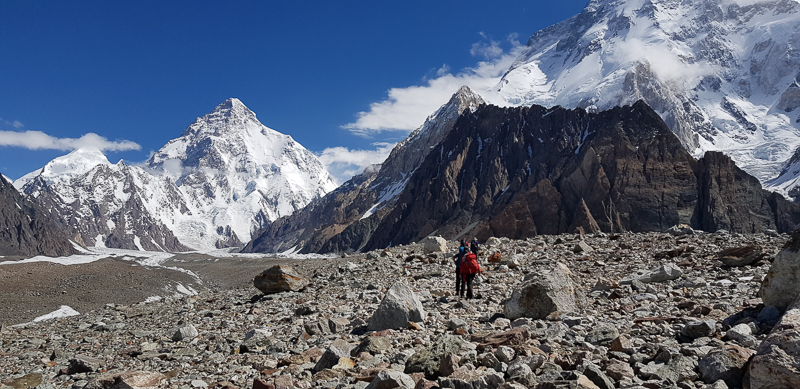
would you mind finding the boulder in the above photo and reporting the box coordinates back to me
[698,345,755,388]
[681,320,717,340]
[749,293,800,389]
[436,366,505,388]
[365,370,416,389]
[717,245,764,267]
[84,371,167,389]
[253,265,310,295]
[760,230,800,310]
[368,282,426,331]
[422,236,448,254]
[504,262,583,320]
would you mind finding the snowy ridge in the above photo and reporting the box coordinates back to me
[483,0,800,193]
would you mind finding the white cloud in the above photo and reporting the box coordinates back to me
[317,142,395,184]
[0,130,141,152]
[0,118,24,129]
[343,34,524,136]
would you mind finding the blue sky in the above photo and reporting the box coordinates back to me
[0,0,588,183]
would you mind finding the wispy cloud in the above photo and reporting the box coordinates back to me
[0,130,141,152]
[0,118,24,129]
[317,142,395,184]
[343,34,524,136]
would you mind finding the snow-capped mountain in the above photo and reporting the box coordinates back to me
[487,0,800,189]
[16,147,190,252]
[16,99,337,251]
[146,98,337,249]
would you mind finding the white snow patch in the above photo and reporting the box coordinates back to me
[13,305,80,327]
[176,283,197,296]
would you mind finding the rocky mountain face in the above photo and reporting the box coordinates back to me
[17,148,189,252]
[0,174,76,257]
[487,0,800,193]
[15,99,337,252]
[247,100,800,254]
[243,87,485,254]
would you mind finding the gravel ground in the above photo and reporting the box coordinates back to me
[0,253,350,327]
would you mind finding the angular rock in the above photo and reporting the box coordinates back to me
[717,245,764,267]
[698,345,755,388]
[351,336,392,356]
[328,317,350,334]
[84,371,167,389]
[760,230,800,310]
[623,263,683,284]
[749,293,800,389]
[504,262,583,320]
[68,354,104,374]
[313,339,353,372]
[422,236,448,254]
[253,265,310,295]
[366,370,416,389]
[681,320,717,340]
[368,282,426,331]
[172,324,198,342]
[405,335,463,378]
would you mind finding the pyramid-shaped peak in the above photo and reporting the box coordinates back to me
[448,86,485,114]
[210,98,256,118]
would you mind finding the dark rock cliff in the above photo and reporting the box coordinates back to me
[0,174,77,257]
[362,101,800,251]
[247,100,800,254]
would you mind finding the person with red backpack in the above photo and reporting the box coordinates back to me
[459,241,481,299]
[452,240,468,295]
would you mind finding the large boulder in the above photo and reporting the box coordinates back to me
[84,371,167,389]
[422,236,448,254]
[749,293,800,389]
[368,282,427,331]
[253,265,310,295]
[760,230,800,310]
[504,262,583,320]
[698,345,755,388]
[366,370,416,389]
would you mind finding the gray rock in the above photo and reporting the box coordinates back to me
[367,282,426,331]
[172,324,198,342]
[750,294,800,389]
[240,328,272,353]
[351,336,392,356]
[582,363,615,389]
[495,345,515,363]
[681,320,717,339]
[84,371,167,389]
[698,346,755,387]
[67,354,104,374]
[504,262,583,320]
[314,339,353,372]
[585,323,619,346]
[328,317,350,333]
[405,335,463,378]
[760,230,800,310]
[366,370,416,389]
[422,236,448,254]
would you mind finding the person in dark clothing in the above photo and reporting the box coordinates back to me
[452,240,468,295]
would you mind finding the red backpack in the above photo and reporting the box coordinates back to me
[461,252,480,275]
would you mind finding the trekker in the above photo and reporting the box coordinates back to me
[460,242,482,299]
[452,240,468,295]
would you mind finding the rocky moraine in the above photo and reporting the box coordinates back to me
[3,227,800,389]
